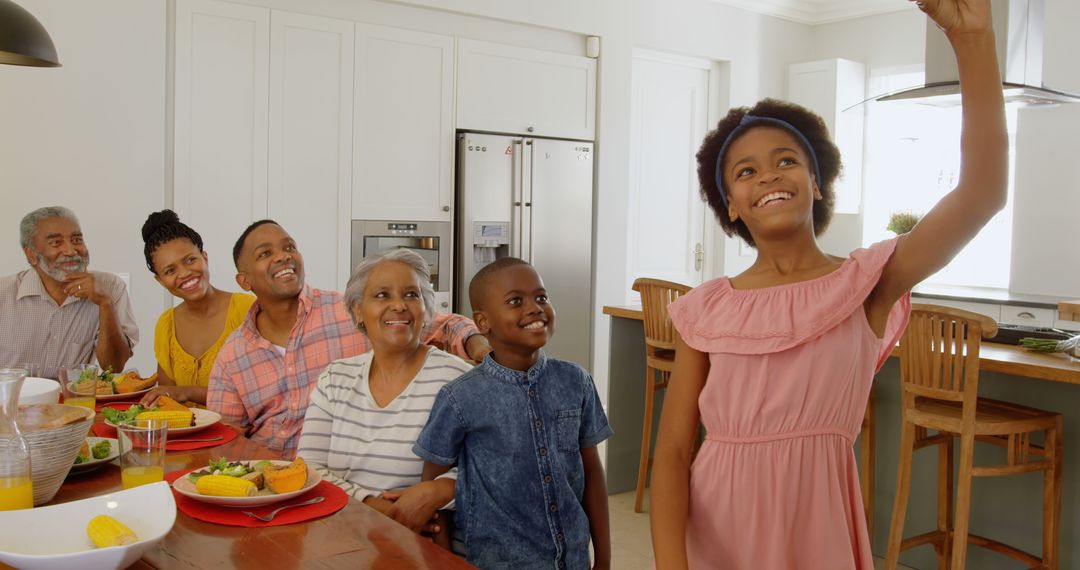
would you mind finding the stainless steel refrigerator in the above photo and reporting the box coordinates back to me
[455,131,594,370]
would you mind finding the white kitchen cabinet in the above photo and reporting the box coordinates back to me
[788,59,865,214]
[268,12,354,291]
[174,0,270,292]
[457,39,596,140]
[352,24,455,223]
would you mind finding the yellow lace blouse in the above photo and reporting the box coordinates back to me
[153,292,256,387]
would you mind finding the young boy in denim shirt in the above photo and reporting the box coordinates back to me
[414,257,612,570]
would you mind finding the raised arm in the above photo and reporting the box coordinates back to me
[870,0,1007,320]
[650,335,709,569]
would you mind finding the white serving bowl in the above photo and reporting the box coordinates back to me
[0,481,176,570]
[17,377,61,405]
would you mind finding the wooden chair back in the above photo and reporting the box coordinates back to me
[632,278,693,354]
[898,304,998,406]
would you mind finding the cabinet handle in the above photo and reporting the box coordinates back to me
[441,301,449,308]
[442,206,450,212]
[1017,311,1036,319]
[527,126,535,133]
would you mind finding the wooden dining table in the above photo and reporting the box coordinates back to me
[7,424,475,570]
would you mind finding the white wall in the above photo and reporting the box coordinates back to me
[0,0,166,374]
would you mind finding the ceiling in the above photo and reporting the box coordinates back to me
[712,0,909,25]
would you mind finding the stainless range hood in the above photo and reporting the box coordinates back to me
[877,0,1080,107]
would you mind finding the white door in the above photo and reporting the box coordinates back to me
[174,0,269,292]
[353,24,455,222]
[626,50,712,294]
[268,11,354,291]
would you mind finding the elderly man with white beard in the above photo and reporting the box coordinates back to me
[0,206,138,379]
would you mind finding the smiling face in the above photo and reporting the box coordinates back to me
[352,261,426,353]
[235,223,305,301]
[24,216,89,283]
[474,264,555,359]
[723,126,822,241]
[151,237,211,302]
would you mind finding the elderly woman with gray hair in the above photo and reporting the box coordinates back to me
[297,249,471,542]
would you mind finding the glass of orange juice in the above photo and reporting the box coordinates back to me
[117,419,168,489]
[58,365,98,411]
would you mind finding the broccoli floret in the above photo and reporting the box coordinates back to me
[91,440,112,459]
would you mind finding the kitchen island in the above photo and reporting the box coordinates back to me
[603,304,1080,569]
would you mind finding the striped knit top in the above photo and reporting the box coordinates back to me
[297,347,472,501]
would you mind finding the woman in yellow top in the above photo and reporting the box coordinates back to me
[139,210,255,406]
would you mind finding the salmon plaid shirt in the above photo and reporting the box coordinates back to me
[208,285,477,456]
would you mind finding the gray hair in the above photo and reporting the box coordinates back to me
[20,206,80,249]
[343,249,436,331]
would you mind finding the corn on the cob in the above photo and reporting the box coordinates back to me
[136,410,194,429]
[261,456,308,493]
[196,474,258,497]
[87,515,138,548]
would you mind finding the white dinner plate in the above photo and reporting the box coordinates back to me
[105,407,221,435]
[171,460,322,508]
[68,437,120,474]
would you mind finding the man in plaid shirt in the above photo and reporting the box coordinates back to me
[208,220,488,456]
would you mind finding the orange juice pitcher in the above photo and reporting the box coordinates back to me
[0,368,33,510]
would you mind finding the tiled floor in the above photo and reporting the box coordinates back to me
[608,491,917,569]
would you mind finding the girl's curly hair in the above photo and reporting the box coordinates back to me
[696,98,842,248]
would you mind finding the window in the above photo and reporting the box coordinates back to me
[861,68,1017,289]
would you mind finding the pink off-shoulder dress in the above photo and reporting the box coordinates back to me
[667,238,911,569]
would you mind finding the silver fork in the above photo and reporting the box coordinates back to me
[241,496,325,522]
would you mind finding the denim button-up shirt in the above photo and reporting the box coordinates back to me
[415,352,613,570]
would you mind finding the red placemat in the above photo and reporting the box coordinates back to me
[91,422,117,438]
[164,468,348,527]
[166,422,237,451]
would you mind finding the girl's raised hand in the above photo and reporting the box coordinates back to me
[912,0,992,35]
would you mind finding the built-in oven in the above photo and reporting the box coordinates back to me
[351,220,452,313]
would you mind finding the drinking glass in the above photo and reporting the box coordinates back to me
[118,419,168,489]
[58,365,98,411]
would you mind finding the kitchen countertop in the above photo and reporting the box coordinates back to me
[602,304,1080,384]
[910,283,1067,309]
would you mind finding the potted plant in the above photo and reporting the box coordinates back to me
[886,211,922,235]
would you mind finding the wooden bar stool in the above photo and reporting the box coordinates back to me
[631,277,691,513]
[885,304,1063,569]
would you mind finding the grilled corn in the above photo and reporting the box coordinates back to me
[86,515,138,548]
[135,410,194,429]
[196,474,258,497]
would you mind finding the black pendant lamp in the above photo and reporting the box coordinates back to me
[0,0,60,67]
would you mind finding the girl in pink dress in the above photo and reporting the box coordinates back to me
[649,1,1007,568]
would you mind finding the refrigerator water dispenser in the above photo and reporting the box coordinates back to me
[472,221,510,266]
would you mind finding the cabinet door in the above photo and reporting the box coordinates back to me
[626,51,711,293]
[353,24,455,223]
[174,0,269,292]
[268,12,354,291]
[788,59,865,214]
[457,39,596,140]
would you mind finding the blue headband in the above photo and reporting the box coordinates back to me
[713,114,821,210]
